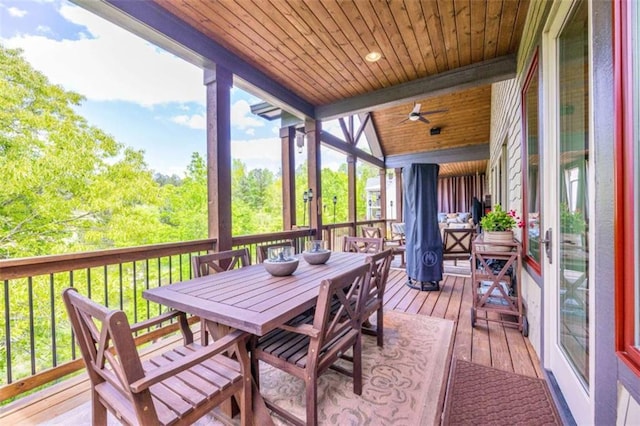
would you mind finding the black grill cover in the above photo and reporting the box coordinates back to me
[404,163,443,283]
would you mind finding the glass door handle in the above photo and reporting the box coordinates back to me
[541,228,552,264]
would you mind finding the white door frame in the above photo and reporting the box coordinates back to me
[541,0,594,423]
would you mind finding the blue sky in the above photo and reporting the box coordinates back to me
[0,0,347,176]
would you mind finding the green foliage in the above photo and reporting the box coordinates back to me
[560,203,586,233]
[480,205,519,232]
[0,45,165,257]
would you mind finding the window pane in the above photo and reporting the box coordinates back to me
[557,0,589,386]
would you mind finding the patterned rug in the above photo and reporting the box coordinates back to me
[442,359,562,425]
[260,310,455,425]
[44,311,454,426]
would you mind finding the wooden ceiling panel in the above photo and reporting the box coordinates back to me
[439,160,488,177]
[372,85,492,156]
[147,0,528,175]
[153,0,527,106]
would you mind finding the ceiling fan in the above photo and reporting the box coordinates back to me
[399,103,448,125]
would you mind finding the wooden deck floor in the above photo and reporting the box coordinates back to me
[0,264,543,424]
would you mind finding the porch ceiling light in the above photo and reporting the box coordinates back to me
[365,51,381,62]
[296,132,305,154]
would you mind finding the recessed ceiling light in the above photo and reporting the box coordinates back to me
[365,51,381,62]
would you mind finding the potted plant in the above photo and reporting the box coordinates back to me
[480,205,524,250]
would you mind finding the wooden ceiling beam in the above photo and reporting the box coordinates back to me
[74,0,314,119]
[385,143,490,169]
[320,131,384,169]
[315,55,516,120]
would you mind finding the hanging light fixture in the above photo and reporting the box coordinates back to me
[296,131,305,154]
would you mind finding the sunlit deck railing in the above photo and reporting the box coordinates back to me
[0,229,320,405]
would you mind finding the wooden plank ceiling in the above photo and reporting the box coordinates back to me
[152,0,529,175]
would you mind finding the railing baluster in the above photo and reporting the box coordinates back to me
[4,279,12,384]
[50,274,57,367]
[157,257,162,316]
[133,261,138,324]
[87,267,92,299]
[70,271,75,360]
[103,265,108,307]
[118,263,123,310]
[145,258,150,321]
[28,277,35,375]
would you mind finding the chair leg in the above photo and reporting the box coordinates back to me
[353,336,363,395]
[92,391,107,426]
[306,373,319,426]
[376,307,384,347]
[200,318,209,345]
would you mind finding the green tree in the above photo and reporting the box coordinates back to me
[0,45,165,257]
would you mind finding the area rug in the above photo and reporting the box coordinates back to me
[43,311,454,426]
[442,359,562,425]
[260,310,455,425]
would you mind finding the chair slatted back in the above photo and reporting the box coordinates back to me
[361,226,382,239]
[342,236,384,254]
[62,288,157,419]
[257,240,295,263]
[310,263,371,361]
[192,248,250,277]
[443,228,475,255]
[364,248,394,310]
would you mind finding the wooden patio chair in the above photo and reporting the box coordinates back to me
[257,240,295,263]
[192,248,250,344]
[62,288,252,426]
[191,247,250,276]
[361,226,382,239]
[251,263,371,426]
[442,228,476,266]
[342,236,384,254]
[362,248,394,347]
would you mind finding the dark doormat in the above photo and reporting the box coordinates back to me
[442,358,562,425]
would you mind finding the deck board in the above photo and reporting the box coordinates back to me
[1,266,543,424]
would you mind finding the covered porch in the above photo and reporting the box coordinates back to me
[0,253,542,424]
[0,0,558,424]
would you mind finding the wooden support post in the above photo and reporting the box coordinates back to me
[347,155,357,235]
[379,168,387,225]
[306,118,322,233]
[205,66,232,252]
[280,126,296,230]
[395,168,403,222]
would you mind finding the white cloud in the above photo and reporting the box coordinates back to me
[1,3,204,107]
[8,7,27,17]
[232,137,280,171]
[245,128,255,136]
[231,99,264,129]
[171,114,206,130]
[35,25,52,35]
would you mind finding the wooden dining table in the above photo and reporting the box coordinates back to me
[143,251,368,336]
[142,251,368,425]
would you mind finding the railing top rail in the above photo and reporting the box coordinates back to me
[0,239,217,280]
[231,229,315,245]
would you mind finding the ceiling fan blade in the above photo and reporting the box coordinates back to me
[419,108,449,116]
[397,117,410,125]
[418,116,430,124]
[411,103,421,114]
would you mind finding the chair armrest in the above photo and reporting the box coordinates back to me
[278,323,320,338]
[129,329,248,393]
[129,310,184,333]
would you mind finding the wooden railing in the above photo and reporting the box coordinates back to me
[321,219,390,249]
[0,229,316,404]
